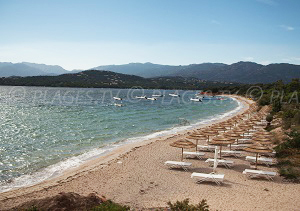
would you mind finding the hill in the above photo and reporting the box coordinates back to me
[93,62,300,84]
[0,70,237,89]
[0,62,68,77]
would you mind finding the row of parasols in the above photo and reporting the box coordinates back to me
[170,104,273,170]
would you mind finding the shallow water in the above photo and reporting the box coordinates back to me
[0,86,239,192]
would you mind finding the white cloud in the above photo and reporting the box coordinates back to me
[280,25,295,31]
[259,60,272,65]
[256,0,278,6]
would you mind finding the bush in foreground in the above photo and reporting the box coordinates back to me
[167,198,210,211]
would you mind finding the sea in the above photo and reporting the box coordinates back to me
[0,86,242,192]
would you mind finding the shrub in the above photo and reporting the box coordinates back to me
[91,200,130,211]
[272,99,282,113]
[266,114,273,126]
[279,167,300,180]
[283,110,297,119]
[275,130,300,157]
[167,198,210,211]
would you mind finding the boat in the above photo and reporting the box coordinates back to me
[135,96,147,99]
[152,94,163,97]
[113,97,122,101]
[169,94,180,97]
[190,98,202,102]
[147,97,157,101]
[114,103,124,107]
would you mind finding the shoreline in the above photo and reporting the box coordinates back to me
[0,95,250,208]
[0,95,242,194]
[2,95,300,210]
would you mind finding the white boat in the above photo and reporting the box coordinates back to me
[190,98,202,102]
[169,94,180,97]
[152,94,163,97]
[113,97,122,100]
[147,97,157,101]
[135,96,147,99]
[114,103,124,107]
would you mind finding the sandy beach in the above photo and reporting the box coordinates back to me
[1,95,300,210]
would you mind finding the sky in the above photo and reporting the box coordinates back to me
[0,0,299,70]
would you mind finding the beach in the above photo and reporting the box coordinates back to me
[1,95,300,210]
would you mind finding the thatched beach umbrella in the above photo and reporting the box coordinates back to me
[244,144,273,169]
[201,130,219,143]
[170,140,196,161]
[212,126,227,133]
[222,123,234,130]
[251,136,272,145]
[209,136,235,159]
[224,132,242,149]
[187,133,207,151]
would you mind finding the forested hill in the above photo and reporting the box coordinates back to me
[0,70,237,90]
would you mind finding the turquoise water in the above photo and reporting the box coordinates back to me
[0,86,240,192]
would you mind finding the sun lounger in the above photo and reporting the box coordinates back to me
[218,150,242,158]
[197,145,216,152]
[246,156,276,166]
[164,161,192,171]
[229,144,250,150]
[191,172,224,185]
[243,169,276,181]
[260,151,276,157]
[205,158,234,169]
[236,138,252,144]
[183,151,205,159]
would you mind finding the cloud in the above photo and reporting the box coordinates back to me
[256,0,278,6]
[280,25,295,31]
[259,60,272,65]
[211,20,220,25]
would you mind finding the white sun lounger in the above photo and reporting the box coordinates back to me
[237,138,252,144]
[243,169,276,181]
[218,150,242,158]
[246,156,276,166]
[229,144,250,150]
[205,158,234,169]
[197,145,216,152]
[183,151,205,159]
[164,161,192,171]
[191,172,224,185]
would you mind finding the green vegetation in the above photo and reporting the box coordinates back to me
[0,70,238,90]
[167,198,210,211]
[91,200,130,211]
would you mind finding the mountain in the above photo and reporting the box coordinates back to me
[93,62,300,84]
[0,70,238,89]
[171,62,300,84]
[0,62,68,77]
[92,62,183,78]
[21,62,68,75]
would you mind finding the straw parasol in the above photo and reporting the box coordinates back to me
[170,140,196,161]
[224,132,242,149]
[244,144,273,169]
[186,133,207,151]
[209,136,235,158]
[211,126,227,133]
[200,130,219,143]
[251,136,272,145]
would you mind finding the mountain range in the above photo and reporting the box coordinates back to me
[1,61,300,84]
[0,62,69,77]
